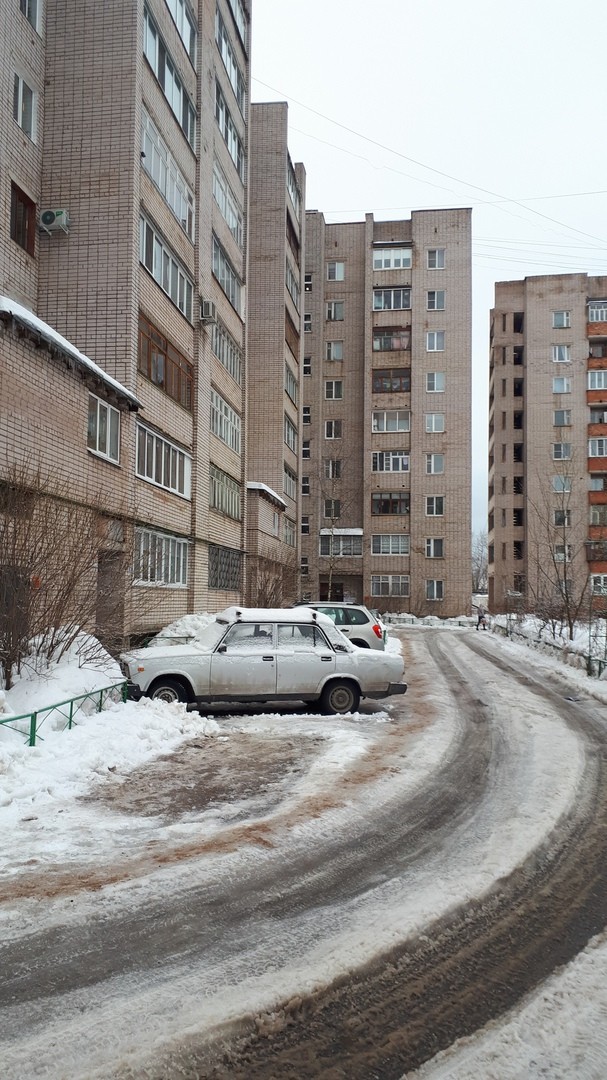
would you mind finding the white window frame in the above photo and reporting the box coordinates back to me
[371,574,410,597]
[215,8,245,114]
[304,314,312,333]
[302,440,310,459]
[552,310,570,329]
[425,413,445,433]
[284,363,298,404]
[373,288,411,311]
[372,410,410,433]
[427,290,445,310]
[426,331,445,352]
[134,526,188,586]
[324,499,341,519]
[426,453,444,475]
[283,465,297,500]
[139,215,193,320]
[287,157,301,220]
[326,301,344,321]
[591,574,607,594]
[427,248,445,269]
[211,320,242,384]
[136,423,192,498]
[319,534,362,557]
[13,73,35,140]
[554,509,571,527]
[302,405,311,424]
[552,344,571,363]
[325,340,344,361]
[553,376,572,393]
[212,159,243,247]
[166,0,197,62]
[425,537,444,558]
[372,534,410,555]
[588,371,607,390]
[211,388,241,452]
[143,8,196,146]
[372,451,409,473]
[210,463,241,519]
[372,247,412,270]
[426,579,444,600]
[325,420,342,439]
[325,379,343,400]
[212,234,242,312]
[426,371,445,392]
[554,544,572,563]
[324,458,341,479]
[553,409,571,426]
[589,303,607,323]
[552,475,572,492]
[142,108,195,239]
[19,0,38,30]
[87,394,120,464]
[589,438,607,457]
[215,80,245,180]
[425,495,445,516]
[286,258,300,310]
[327,261,345,281]
[553,443,571,460]
[284,415,297,451]
[284,518,296,547]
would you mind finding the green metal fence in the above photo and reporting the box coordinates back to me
[0,681,128,746]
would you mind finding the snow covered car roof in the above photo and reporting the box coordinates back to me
[216,606,336,628]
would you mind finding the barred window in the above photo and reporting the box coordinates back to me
[136,423,191,497]
[134,527,188,586]
[209,463,241,519]
[138,313,193,409]
[211,389,241,452]
[211,320,242,384]
[209,544,241,590]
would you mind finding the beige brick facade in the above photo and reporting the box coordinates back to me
[489,274,607,615]
[301,209,472,617]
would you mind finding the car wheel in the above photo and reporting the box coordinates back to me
[320,680,360,715]
[350,639,370,648]
[149,677,191,704]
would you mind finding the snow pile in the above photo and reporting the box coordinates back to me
[151,610,217,645]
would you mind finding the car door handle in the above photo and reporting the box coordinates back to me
[321,655,333,661]
[262,655,274,662]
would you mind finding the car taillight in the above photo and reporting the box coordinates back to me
[372,623,383,639]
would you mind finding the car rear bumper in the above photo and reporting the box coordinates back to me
[366,682,407,699]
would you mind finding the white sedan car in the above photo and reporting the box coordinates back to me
[121,606,406,715]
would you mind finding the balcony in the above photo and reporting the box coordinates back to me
[586,539,607,563]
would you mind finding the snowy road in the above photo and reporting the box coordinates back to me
[1,627,607,1078]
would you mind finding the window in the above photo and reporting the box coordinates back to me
[324,458,341,479]
[324,499,340,519]
[552,344,571,363]
[302,440,310,459]
[325,341,343,361]
[427,248,445,269]
[513,312,524,333]
[212,235,241,311]
[372,534,410,555]
[13,73,34,139]
[20,0,38,29]
[590,475,607,491]
[87,395,120,463]
[304,273,312,292]
[212,160,243,247]
[552,310,570,329]
[554,510,571,527]
[325,420,342,439]
[304,314,312,333]
[552,475,572,492]
[589,302,607,323]
[371,492,410,515]
[426,372,445,392]
[325,380,343,400]
[284,364,298,404]
[327,261,345,281]
[134,527,188,586]
[142,108,195,239]
[211,321,242,384]
[210,463,241,519]
[372,451,409,472]
[373,289,411,311]
[589,438,607,457]
[425,413,445,433]
[592,574,607,594]
[373,247,412,270]
[326,301,344,321]
[211,389,241,452]
[373,330,410,352]
[136,424,191,498]
[284,416,297,451]
[427,290,445,310]
[554,545,572,563]
[591,407,607,423]
[214,81,245,179]
[303,356,312,376]
[426,579,444,600]
[10,183,35,256]
[303,405,311,424]
[426,454,444,475]
[209,544,241,591]
[285,259,300,310]
[138,313,193,409]
[301,475,310,496]
[320,534,362,557]
[371,575,410,597]
[301,516,310,535]
[425,538,444,558]
[553,409,571,426]
[588,371,607,390]
[215,8,245,113]
[282,465,297,500]
[143,9,196,146]
[553,376,572,393]
[425,496,444,516]
[372,410,410,432]
[301,556,309,576]
[372,368,410,393]
[139,216,193,320]
[426,331,445,352]
[287,156,301,220]
[553,443,571,460]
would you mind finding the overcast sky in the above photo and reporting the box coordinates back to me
[250,0,607,531]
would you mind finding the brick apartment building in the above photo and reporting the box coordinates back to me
[301,208,472,618]
[488,274,607,614]
[1,0,305,644]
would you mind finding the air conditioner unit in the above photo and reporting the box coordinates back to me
[39,209,70,234]
[200,299,217,324]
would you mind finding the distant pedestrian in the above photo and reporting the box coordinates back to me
[476,605,488,630]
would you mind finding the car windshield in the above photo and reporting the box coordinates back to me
[191,620,232,650]
[320,622,354,652]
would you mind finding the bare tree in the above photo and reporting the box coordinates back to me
[246,551,298,608]
[317,453,361,600]
[472,530,488,594]
[0,461,134,688]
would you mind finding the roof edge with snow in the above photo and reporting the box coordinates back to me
[246,482,287,509]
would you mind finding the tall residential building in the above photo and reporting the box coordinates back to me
[246,101,305,606]
[1,0,252,643]
[301,208,472,618]
[488,274,607,613]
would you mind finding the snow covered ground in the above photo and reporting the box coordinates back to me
[1,622,607,1077]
